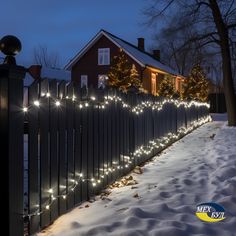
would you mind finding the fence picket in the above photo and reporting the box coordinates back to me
[48,80,59,221]
[66,83,75,209]
[58,81,67,215]
[74,89,82,205]
[81,101,89,201]
[39,79,50,227]
[28,80,40,234]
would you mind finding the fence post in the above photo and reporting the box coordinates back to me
[0,63,26,236]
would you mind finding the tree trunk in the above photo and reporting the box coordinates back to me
[209,0,236,126]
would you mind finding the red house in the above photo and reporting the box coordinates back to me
[65,29,184,95]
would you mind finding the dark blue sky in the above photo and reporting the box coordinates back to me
[1,0,156,67]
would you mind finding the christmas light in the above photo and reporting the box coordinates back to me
[48,188,53,194]
[55,101,61,106]
[33,100,40,107]
[22,91,210,221]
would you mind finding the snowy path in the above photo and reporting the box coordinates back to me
[38,116,236,236]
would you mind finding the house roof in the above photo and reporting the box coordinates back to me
[65,29,180,76]
[41,67,71,81]
[24,67,71,87]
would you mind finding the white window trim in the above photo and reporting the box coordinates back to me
[81,75,88,88]
[98,48,110,65]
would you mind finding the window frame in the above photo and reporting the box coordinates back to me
[98,74,108,89]
[98,48,110,65]
[81,75,88,88]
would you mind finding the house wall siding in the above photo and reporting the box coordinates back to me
[71,35,143,88]
[142,68,151,92]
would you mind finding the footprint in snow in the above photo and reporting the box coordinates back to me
[183,179,193,186]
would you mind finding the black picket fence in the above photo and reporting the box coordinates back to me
[0,65,209,236]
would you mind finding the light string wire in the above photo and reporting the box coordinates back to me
[22,92,210,220]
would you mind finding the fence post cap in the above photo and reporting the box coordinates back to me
[0,35,22,65]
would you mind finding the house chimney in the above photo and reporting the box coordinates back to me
[153,50,160,61]
[28,65,42,80]
[137,38,145,51]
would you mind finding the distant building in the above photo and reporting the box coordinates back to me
[24,65,71,106]
[25,65,71,86]
[65,29,184,95]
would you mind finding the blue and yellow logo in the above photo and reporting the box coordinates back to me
[196,203,226,222]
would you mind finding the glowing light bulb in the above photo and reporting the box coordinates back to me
[34,100,40,107]
[48,188,53,194]
[55,101,61,106]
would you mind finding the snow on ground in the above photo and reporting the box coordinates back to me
[38,114,236,236]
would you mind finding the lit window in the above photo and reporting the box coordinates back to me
[98,75,108,89]
[81,75,88,88]
[98,48,110,65]
[151,73,157,95]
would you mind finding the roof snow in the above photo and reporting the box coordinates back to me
[104,30,178,75]
[41,67,71,81]
[24,67,70,87]
[65,29,179,76]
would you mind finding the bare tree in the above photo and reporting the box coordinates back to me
[151,24,215,76]
[33,45,61,68]
[144,0,236,126]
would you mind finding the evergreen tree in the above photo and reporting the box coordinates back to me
[108,50,145,93]
[183,64,209,102]
[129,64,147,93]
[158,76,175,98]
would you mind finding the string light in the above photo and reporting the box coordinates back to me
[22,91,210,221]
[55,101,61,106]
[33,100,40,107]
[24,91,210,115]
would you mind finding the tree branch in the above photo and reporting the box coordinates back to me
[227,23,236,29]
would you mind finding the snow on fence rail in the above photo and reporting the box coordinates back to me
[0,65,210,236]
